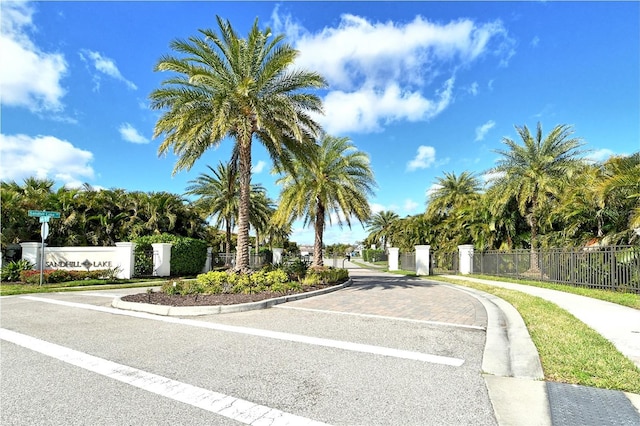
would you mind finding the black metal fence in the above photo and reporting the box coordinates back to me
[430,252,458,275]
[210,252,267,269]
[474,246,640,293]
[134,248,157,278]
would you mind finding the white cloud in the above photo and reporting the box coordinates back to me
[407,145,437,171]
[403,199,419,213]
[586,148,617,163]
[119,123,149,144]
[0,1,67,112]
[426,183,442,198]
[319,78,454,134]
[468,82,479,96]
[80,49,137,91]
[530,36,540,48]
[475,120,496,141]
[273,11,514,135]
[0,134,94,186]
[482,171,505,186]
[252,160,267,174]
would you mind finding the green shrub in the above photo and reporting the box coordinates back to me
[133,234,208,277]
[283,257,310,281]
[46,269,73,283]
[362,248,385,262]
[302,272,321,286]
[266,269,288,286]
[161,280,183,295]
[1,259,34,282]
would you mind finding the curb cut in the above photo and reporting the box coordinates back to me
[111,279,353,316]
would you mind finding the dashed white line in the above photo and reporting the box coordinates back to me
[0,328,329,425]
[21,296,465,366]
[276,305,486,331]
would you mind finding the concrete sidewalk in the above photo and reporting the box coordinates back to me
[440,274,640,425]
[441,275,640,368]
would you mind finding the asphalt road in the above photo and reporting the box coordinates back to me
[1,271,498,425]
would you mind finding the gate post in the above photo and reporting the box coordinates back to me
[114,242,136,279]
[458,244,474,275]
[151,243,172,277]
[415,245,431,275]
[388,247,399,271]
[273,248,283,265]
[20,242,43,269]
[202,247,213,273]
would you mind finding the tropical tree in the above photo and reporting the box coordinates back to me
[274,134,376,267]
[150,16,326,271]
[426,171,481,218]
[488,122,586,269]
[365,210,399,250]
[599,153,640,232]
[185,163,239,265]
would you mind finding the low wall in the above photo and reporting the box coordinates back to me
[20,242,136,279]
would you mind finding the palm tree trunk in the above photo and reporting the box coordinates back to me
[313,201,324,268]
[235,137,252,272]
[224,218,232,267]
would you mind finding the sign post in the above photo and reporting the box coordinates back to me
[28,210,60,285]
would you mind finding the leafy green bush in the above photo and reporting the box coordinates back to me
[164,266,348,296]
[362,249,385,262]
[282,257,310,281]
[1,259,34,282]
[133,234,208,277]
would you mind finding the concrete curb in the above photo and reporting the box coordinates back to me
[427,278,549,426]
[111,279,352,316]
[436,278,544,380]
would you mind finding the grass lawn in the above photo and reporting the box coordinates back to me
[0,278,166,296]
[427,275,640,394]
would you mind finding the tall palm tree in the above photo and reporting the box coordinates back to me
[489,122,586,269]
[365,210,399,250]
[426,171,481,218]
[274,134,376,267]
[185,163,239,265]
[150,16,326,271]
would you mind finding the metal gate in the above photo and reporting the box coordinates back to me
[430,252,458,275]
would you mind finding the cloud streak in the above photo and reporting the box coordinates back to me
[119,123,149,144]
[475,120,496,141]
[80,49,137,91]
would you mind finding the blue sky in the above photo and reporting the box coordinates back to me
[1,1,639,246]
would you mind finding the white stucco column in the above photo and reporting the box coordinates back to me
[20,242,42,269]
[151,243,172,277]
[458,244,474,275]
[388,247,400,271]
[415,245,431,276]
[115,242,136,279]
[202,247,213,273]
[272,248,283,265]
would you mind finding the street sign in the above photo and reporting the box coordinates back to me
[41,222,50,240]
[28,210,61,218]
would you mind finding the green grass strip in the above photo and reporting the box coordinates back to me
[468,274,640,309]
[0,280,164,296]
[429,276,640,393]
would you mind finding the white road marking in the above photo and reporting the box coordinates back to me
[0,328,329,426]
[276,305,486,331]
[21,296,465,366]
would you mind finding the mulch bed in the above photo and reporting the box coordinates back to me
[121,283,338,307]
